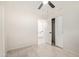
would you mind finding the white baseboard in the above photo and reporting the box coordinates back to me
[7,43,37,52]
[63,48,79,57]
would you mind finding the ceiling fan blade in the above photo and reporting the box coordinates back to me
[38,3,43,9]
[48,1,55,8]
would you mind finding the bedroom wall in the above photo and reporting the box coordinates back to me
[5,2,38,51]
[0,3,5,56]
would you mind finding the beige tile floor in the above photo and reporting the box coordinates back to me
[7,43,79,57]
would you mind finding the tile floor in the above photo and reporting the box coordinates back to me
[7,43,79,57]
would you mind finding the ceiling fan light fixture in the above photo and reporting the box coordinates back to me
[48,1,55,8]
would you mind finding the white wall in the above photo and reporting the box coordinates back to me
[62,3,79,54]
[0,4,5,57]
[5,2,38,51]
[0,5,3,57]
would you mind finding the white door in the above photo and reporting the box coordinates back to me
[55,16,63,48]
[38,20,47,45]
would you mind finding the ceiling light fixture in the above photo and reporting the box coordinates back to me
[38,1,55,9]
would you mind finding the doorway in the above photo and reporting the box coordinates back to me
[51,18,55,46]
[38,20,47,45]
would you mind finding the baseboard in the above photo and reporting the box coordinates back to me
[63,48,79,57]
[55,45,63,49]
[55,45,79,56]
[7,44,37,52]
[46,43,79,56]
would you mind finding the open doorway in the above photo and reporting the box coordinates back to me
[51,18,55,46]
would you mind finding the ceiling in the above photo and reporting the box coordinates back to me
[2,1,63,20]
[3,1,79,20]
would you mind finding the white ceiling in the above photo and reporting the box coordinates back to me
[2,1,63,20]
[12,1,79,20]
[3,1,79,20]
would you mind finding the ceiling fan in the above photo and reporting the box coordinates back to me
[38,1,55,9]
